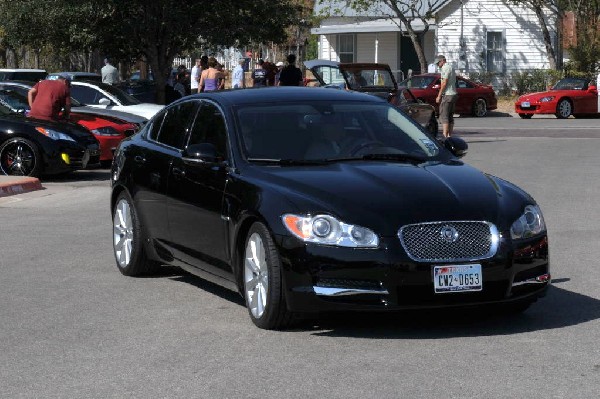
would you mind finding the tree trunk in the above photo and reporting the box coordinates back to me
[533,3,557,69]
[386,2,429,74]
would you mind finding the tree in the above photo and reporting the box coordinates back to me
[509,0,561,70]
[561,0,600,74]
[318,0,447,73]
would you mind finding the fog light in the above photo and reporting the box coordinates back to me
[61,153,70,164]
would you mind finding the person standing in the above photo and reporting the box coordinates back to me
[251,59,267,87]
[199,57,222,92]
[27,76,71,121]
[190,58,201,94]
[278,54,303,86]
[231,58,246,89]
[434,55,458,139]
[101,58,119,85]
[274,61,284,86]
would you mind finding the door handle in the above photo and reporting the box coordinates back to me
[172,167,185,178]
[134,155,146,164]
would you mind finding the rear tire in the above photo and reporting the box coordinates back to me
[112,190,161,276]
[0,137,42,177]
[243,222,294,330]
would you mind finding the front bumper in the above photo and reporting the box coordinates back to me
[277,234,549,313]
[515,102,556,115]
[44,140,101,174]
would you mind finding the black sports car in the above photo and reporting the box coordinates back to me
[0,104,100,176]
[110,87,549,330]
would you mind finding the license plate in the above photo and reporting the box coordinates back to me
[521,101,530,108]
[433,264,482,293]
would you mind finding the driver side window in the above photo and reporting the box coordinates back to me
[188,102,228,160]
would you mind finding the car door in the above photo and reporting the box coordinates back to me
[455,78,476,114]
[167,100,232,279]
[128,109,175,247]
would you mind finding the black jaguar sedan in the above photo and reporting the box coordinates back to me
[110,87,549,330]
[0,104,100,176]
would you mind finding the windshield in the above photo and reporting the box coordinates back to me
[0,90,29,112]
[400,75,437,89]
[341,68,395,89]
[552,78,588,91]
[235,101,441,162]
[0,103,13,115]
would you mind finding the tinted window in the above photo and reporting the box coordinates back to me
[156,101,198,149]
[147,110,167,141]
[71,86,107,104]
[188,102,228,159]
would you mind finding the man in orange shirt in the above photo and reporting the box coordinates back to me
[27,76,71,121]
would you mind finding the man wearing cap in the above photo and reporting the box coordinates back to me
[275,61,284,86]
[435,55,458,138]
[27,76,71,122]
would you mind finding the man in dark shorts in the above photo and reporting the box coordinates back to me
[27,76,71,121]
[434,55,458,138]
[278,54,303,86]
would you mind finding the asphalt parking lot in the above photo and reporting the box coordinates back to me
[1,116,599,398]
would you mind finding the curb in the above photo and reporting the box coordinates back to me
[0,176,43,198]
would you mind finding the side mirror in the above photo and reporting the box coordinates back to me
[588,85,597,93]
[182,143,221,165]
[444,136,468,158]
[432,84,441,89]
[98,98,111,106]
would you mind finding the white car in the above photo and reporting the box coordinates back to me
[70,81,164,119]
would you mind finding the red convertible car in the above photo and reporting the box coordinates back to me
[514,77,598,119]
[399,73,498,117]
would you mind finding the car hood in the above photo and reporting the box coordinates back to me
[517,90,557,101]
[71,105,148,124]
[89,103,163,119]
[1,114,98,142]
[251,161,531,236]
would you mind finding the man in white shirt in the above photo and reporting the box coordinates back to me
[231,58,246,89]
[190,58,201,94]
[101,58,119,85]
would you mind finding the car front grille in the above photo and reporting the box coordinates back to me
[398,221,499,262]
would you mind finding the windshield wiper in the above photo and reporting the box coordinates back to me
[247,158,329,165]
[359,153,427,163]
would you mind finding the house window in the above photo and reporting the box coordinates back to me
[337,34,355,63]
[486,31,504,73]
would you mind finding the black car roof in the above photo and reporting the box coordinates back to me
[175,86,386,107]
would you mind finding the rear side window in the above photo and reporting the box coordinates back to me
[188,102,228,159]
[71,86,104,104]
[155,101,199,149]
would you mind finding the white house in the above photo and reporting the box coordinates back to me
[312,0,559,86]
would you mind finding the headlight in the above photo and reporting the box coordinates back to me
[540,96,555,102]
[91,126,121,136]
[282,213,379,248]
[510,205,546,239]
[35,127,75,142]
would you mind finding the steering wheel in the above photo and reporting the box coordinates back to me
[348,141,388,156]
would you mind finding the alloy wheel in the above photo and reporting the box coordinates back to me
[473,99,487,117]
[113,198,134,268]
[557,100,572,118]
[0,140,37,176]
[244,232,269,319]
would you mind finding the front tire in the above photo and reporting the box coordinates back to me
[243,222,294,330]
[555,99,572,119]
[112,190,160,276]
[472,98,487,117]
[0,137,42,177]
[519,113,533,119]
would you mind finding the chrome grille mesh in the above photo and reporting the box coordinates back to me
[398,221,498,262]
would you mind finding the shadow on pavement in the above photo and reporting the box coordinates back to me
[42,169,111,183]
[162,268,599,337]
